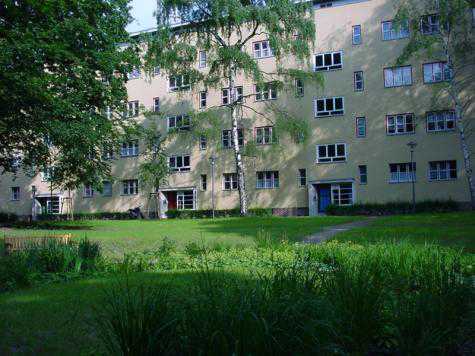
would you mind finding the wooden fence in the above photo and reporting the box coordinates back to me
[3,234,72,254]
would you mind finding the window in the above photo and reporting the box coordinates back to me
[153,98,160,113]
[359,165,367,185]
[222,86,243,105]
[153,66,160,76]
[295,79,304,97]
[11,187,20,201]
[421,14,440,35]
[127,67,141,80]
[423,62,452,83]
[201,174,207,191]
[253,40,273,59]
[169,75,190,91]
[314,51,343,71]
[429,161,457,181]
[316,1,333,9]
[427,111,456,132]
[169,155,191,172]
[256,171,279,189]
[255,126,276,145]
[356,117,366,137]
[298,169,307,187]
[222,129,244,148]
[382,20,409,40]
[223,173,238,190]
[255,83,277,101]
[127,101,139,117]
[84,185,94,198]
[177,191,194,210]
[198,51,207,68]
[102,181,112,197]
[332,183,353,206]
[389,163,416,183]
[384,66,412,87]
[197,91,207,109]
[354,71,364,91]
[168,114,191,131]
[314,97,344,117]
[352,25,362,45]
[122,179,139,195]
[316,143,347,163]
[121,141,139,157]
[199,135,207,150]
[102,146,114,160]
[387,114,415,135]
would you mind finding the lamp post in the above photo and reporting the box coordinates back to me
[31,185,37,221]
[407,141,417,213]
[209,155,216,219]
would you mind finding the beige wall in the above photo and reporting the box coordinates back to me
[1,0,474,216]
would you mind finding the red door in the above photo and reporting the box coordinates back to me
[166,192,177,210]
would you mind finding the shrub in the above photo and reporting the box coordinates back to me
[0,212,18,223]
[326,200,460,216]
[165,208,273,219]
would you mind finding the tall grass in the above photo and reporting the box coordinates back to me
[94,242,474,355]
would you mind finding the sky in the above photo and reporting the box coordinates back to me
[126,0,158,33]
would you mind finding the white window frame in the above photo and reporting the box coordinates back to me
[386,113,415,135]
[389,163,416,183]
[356,117,366,137]
[153,97,160,113]
[222,173,238,191]
[384,66,412,88]
[314,97,344,117]
[222,129,244,149]
[298,169,307,187]
[169,154,191,172]
[428,160,457,181]
[314,51,343,72]
[421,14,440,35]
[316,143,347,163]
[427,111,456,132]
[423,62,452,84]
[222,86,243,105]
[168,75,190,92]
[127,101,139,118]
[255,126,275,145]
[331,183,354,206]
[198,50,207,68]
[121,141,139,157]
[352,25,362,45]
[354,71,364,91]
[359,165,368,185]
[255,83,277,101]
[122,179,139,195]
[167,114,191,131]
[84,185,94,198]
[199,91,207,109]
[253,40,273,59]
[382,20,409,40]
[177,190,195,210]
[11,187,20,201]
[256,171,279,189]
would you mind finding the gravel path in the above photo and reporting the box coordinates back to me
[303,218,377,244]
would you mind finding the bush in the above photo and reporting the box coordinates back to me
[165,208,273,219]
[326,200,460,216]
[0,212,18,223]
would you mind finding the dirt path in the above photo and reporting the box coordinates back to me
[303,217,377,244]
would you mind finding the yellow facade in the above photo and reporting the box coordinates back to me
[1,0,474,217]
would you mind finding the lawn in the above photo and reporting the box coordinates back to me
[331,212,475,253]
[0,216,359,257]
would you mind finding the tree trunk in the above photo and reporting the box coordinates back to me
[228,69,248,216]
[456,110,475,209]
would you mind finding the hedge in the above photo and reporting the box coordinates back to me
[165,208,273,219]
[325,200,460,216]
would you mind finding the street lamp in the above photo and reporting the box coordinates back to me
[407,141,417,213]
[209,155,216,219]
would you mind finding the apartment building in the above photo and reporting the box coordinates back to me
[1,0,474,217]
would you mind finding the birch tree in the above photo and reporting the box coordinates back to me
[146,0,320,215]
[395,0,475,208]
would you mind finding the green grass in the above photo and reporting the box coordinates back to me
[0,216,359,257]
[332,212,475,253]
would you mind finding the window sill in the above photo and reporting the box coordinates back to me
[10,199,20,202]
[386,132,415,136]
[314,113,345,118]
[427,129,456,133]
[384,84,413,89]
[120,155,139,158]
[256,187,279,190]
[315,160,347,165]
[254,55,274,60]
[120,194,139,196]
[428,178,457,182]
[388,181,416,184]
[314,67,343,73]
[255,98,278,103]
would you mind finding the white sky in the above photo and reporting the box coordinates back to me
[126,0,158,33]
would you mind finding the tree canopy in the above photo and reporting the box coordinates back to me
[0,0,139,190]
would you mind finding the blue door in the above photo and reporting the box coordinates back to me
[318,186,331,213]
